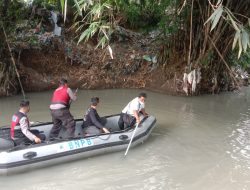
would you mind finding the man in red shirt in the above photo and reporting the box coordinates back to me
[50,78,77,139]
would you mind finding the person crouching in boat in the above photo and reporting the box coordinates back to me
[118,92,148,130]
[49,78,77,139]
[10,100,45,145]
[83,97,110,136]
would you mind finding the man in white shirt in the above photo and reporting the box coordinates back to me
[118,92,148,130]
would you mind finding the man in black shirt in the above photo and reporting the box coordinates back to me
[84,97,110,135]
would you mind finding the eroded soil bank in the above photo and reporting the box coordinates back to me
[16,34,186,96]
[2,21,247,97]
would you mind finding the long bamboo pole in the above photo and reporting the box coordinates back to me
[187,0,194,68]
[209,36,239,88]
[1,23,26,98]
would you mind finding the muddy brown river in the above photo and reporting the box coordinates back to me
[0,89,250,190]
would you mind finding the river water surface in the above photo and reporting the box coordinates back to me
[0,89,250,190]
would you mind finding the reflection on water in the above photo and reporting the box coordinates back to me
[0,88,250,190]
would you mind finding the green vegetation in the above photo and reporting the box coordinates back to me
[0,0,250,95]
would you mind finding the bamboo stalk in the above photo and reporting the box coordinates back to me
[187,0,194,67]
[208,36,239,88]
[1,23,26,98]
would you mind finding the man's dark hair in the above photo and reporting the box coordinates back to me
[91,97,99,106]
[138,92,147,98]
[59,78,68,85]
[20,100,30,107]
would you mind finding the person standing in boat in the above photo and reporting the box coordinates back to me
[10,100,45,145]
[118,92,148,130]
[49,78,77,139]
[83,97,110,136]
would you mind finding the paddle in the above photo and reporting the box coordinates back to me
[74,88,79,95]
[30,121,45,126]
[69,88,78,107]
[124,122,139,156]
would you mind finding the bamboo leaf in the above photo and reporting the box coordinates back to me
[204,13,215,26]
[204,5,223,25]
[78,0,88,11]
[96,36,107,49]
[78,28,91,44]
[60,0,65,14]
[226,11,239,31]
[108,45,114,59]
[103,2,112,9]
[143,55,152,62]
[210,6,223,31]
[238,35,242,58]
[87,0,93,5]
[241,29,249,52]
[89,22,99,36]
[100,25,110,29]
[216,0,222,6]
[73,0,82,16]
[232,30,240,50]
[101,28,109,40]
[231,19,239,31]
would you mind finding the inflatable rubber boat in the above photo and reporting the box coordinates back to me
[0,114,156,175]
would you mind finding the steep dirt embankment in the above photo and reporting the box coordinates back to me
[17,35,185,95]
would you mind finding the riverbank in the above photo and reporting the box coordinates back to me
[2,29,249,97]
[12,31,187,96]
[1,8,249,97]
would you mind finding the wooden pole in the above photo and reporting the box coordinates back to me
[1,23,26,98]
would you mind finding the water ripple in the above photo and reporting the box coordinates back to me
[227,112,250,186]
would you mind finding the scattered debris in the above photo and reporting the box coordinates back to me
[232,66,249,79]
[183,72,188,95]
[51,11,62,36]
[143,55,157,63]
[183,68,201,95]
[149,30,161,39]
